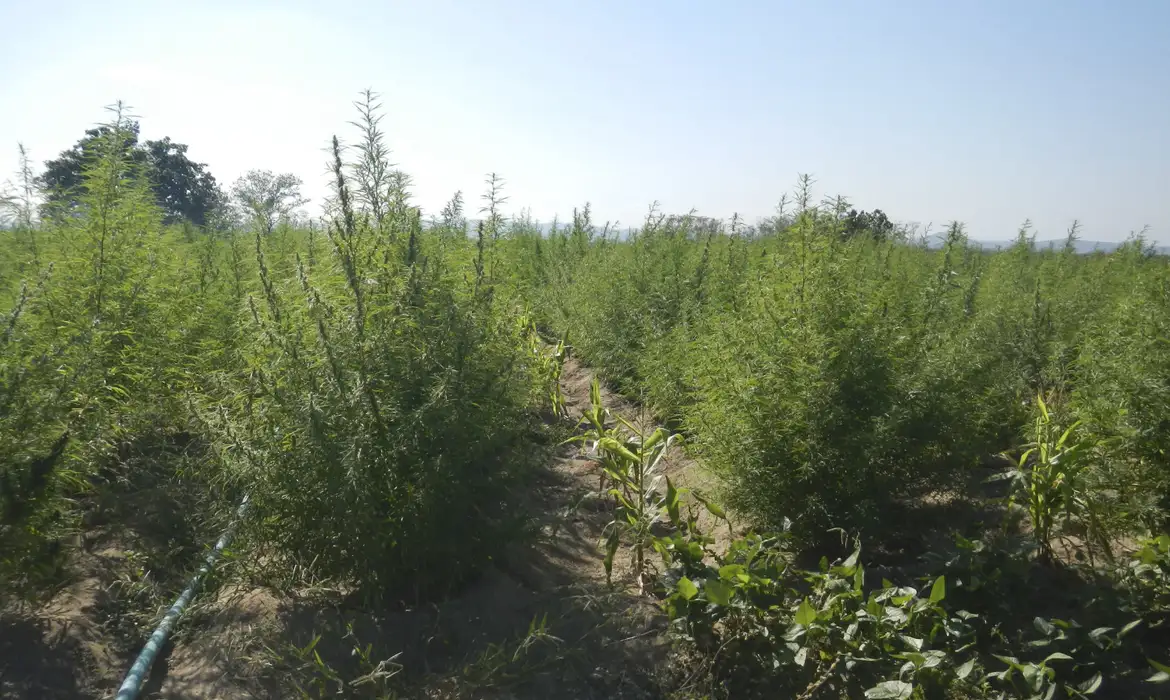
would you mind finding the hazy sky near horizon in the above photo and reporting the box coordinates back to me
[0,0,1167,242]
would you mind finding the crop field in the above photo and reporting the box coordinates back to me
[2,98,1169,699]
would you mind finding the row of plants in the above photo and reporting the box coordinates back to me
[573,378,1170,698]
[0,98,561,606]
[504,185,1170,552]
[499,181,1170,695]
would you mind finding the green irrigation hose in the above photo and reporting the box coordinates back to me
[114,495,250,700]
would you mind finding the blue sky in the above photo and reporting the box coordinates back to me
[0,0,1166,241]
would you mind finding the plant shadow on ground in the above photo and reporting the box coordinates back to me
[0,432,226,699]
[0,613,87,698]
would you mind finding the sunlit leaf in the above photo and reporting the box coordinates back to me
[929,575,946,604]
[864,680,913,699]
[794,599,817,627]
[705,579,733,606]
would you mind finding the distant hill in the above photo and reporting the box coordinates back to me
[921,233,1170,256]
[452,218,1169,255]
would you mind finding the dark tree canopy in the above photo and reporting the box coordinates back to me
[841,208,895,241]
[141,137,220,227]
[38,123,143,196]
[39,122,221,226]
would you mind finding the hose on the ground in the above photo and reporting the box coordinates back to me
[114,494,250,700]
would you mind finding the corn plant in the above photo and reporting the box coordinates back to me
[278,623,403,700]
[519,314,568,418]
[459,613,564,690]
[544,335,569,418]
[570,377,679,589]
[995,394,1108,564]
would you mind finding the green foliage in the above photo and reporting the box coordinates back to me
[197,135,537,600]
[1,97,544,606]
[565,395,1160,698]
[1,106,238,597]
[5,95,1170,696]
[278,623,403,699]
[1119,534,1170,626]
[519,313,568,418]
[547,236,1170,697]
[39,109,222,226]
[516,178,1170,551]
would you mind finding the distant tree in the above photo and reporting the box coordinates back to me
[140,137,220,226]
[202,183,239,233]
[841,208,895,241]
[39,122,220,226]
[39,123,142,199]
[230,169,308,235]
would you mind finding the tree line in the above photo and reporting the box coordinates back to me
[19,118,307,234]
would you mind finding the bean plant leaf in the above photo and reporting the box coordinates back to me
[1148,658,1170,683]
[1119,619,1143,638]
[1022,664,1044,693]
[705,579,733,606]
[795,599,817,626]
[1078,672,1103,693]
[794,646,808,667]
[693,491,726,519]
[929,575,946,604]
[864,680,914,699]
[719,564,745,580]
[955,658,976,680]
[677,576,698,600]
[1034,617,1056,636]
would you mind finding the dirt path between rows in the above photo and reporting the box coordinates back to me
[1,356,713,699]
[159,355,718,698]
